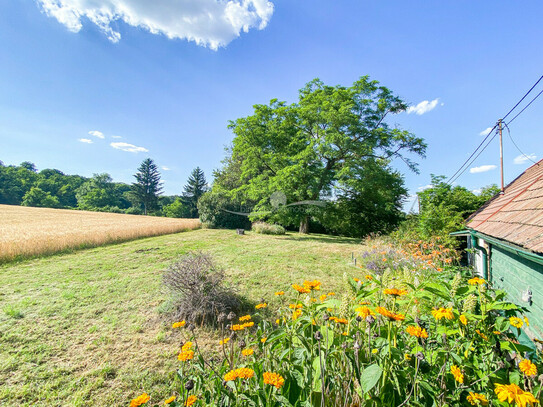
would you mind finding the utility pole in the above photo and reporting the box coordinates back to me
[498,119,504,194]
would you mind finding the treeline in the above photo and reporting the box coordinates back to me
[0,159,207,218]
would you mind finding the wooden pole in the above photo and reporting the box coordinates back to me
[499,119,504,194]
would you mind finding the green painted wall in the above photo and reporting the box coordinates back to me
[490,246,543,340]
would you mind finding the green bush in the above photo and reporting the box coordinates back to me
[252,221,286,235]
[197,191,251,230]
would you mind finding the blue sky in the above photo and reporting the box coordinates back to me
[1,1,542,209]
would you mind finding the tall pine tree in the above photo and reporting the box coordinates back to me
[183,167,207,218]
[131,158,163,215]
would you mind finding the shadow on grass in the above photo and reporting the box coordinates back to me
[281,233,363,245]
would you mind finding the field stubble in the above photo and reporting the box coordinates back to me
[0,204,200,263]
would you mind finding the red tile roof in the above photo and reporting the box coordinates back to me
[466,159,543,253]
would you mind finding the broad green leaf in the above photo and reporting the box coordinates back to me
[360,363,383,393]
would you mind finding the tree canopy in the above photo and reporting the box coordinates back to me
[182,167,208,218]
[130,158,163,215]
[223,76,426,233]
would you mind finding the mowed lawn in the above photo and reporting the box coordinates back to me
[0,229,364,406]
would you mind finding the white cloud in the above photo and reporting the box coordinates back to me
[161,166,171,171]
[78,138,93,143]
[407,98,439,115]
[472,188,482,195]
[479,127,493,136]
[110,142,148,153]
[111,135,122,139]
[470,164,497,174]
[36,0,274,50]
[417,184,432,191]
[513,154,537,165]
[88,130,104,138]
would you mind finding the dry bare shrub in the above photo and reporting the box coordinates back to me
[162,252,242,326]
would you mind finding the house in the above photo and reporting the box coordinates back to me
[462,159,543,342]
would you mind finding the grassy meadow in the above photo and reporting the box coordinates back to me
[0,205,201,263]
[0,228,363,406]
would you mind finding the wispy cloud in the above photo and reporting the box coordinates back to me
[472,188,482,195]
[407,98,439,115]
[88,130,104,139]
[513,154,537,165]
[78,138,93,144]
[36,0,274,50]
[161,166,171,171]
[470,164,497,174]
[417,184,433,191]
[110,142,148,153]
[479,127,493,136]
[111,135,122,139]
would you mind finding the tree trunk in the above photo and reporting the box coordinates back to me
[299,216,310,234]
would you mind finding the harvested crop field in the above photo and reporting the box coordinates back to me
[0,205,200,263]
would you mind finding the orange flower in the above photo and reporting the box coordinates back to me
[289,303,303,309]
[495,383,539,406]
[519,359,537,377]
[303,280,321,291]
[185,395,197,406]
[260,337,267,343]
[432,307,454,321]
[292,284,311,294]
[376,306,405,321]
[242,348,254,356]
[450,365,464,383]
[292,309,302,320]
[178,350,194,362]
[383,288,408,297]
[365,275,373,280]
[219,338,230,345]
[459,315,468,325]
[130,393,150,407]
[224,367,254,381]
[172,321,186,328]
[468,277,486,286]
[275,291,285,296]
[319,294,327,302]
[255,303,267,309]
[406,325,428,338]
[329,316,348,324]
[466,392,488,405]
[356,306,374,319]
[263,372,285,389]
[164,396,176,405]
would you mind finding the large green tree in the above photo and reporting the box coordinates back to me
[226,76,426,233]
[182,167,208,218]
[130,158,163,215]
[75,173,119,210]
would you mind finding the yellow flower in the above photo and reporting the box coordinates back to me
[376,306,405,321]
[372,348,379,354]
[275,319,280,324]
[263,372,285,389]
[261,337,267,343]
[255,303,267,309]
[289,303,303,309]
[450,365,464,383]
[172,321,186,328]
[231,324,245,331]
[303,280,321,291]
[383,288,408,297]
[164,396,176,405]
[468,277,486,285]
[239,315,251,322]
[355,306,374,319]
[130,393,150,407]
[519,359,537,377]
[275,291,285,296]
[406,325,428,338]
[365,275,373,280]
[292,309,302,320]
[329,316,348,324]
[466,392,488,405]
[185,395,197,406]
[404,353,411,361]
[432,307,454,321]
[224,367,255,381]
[524,316,530,327]
[319,294,327,302]
[476,329,488,340]
[241,348,254,356]
[242,321,254,328]
[327,292,336,296]
[182,342,193,351]
[494,383,539,406]
[510,317,524,328]
[178,350,194,362]
[219,338,230,345]
[292,284,311,294]
[459,314,468,325]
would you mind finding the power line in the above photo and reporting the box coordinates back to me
[445,75,543,185]
[502,122,539,166]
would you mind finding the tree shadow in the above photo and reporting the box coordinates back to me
[281,233,363,245]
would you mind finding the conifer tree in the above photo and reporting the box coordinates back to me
[131,158,163,215]
[183,167,207,218]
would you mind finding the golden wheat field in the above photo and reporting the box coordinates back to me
[0,205,200,262]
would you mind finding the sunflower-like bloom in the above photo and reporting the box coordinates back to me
[263,371,285,389]
[172,321,186,328]
[164,396,176,405]
[292,309,302,320]
[182,342,193,351]
[289,303,303,309]
[261,337,267,343]
[223,367,255,381]
[255,303,267,309]
[329,316,348,324]
[406,325,428,338]
[383,288,408,297]
[319,294,327,302]
[241,348,254,356]
[303,280,322,291]
[219,338,230,345]
[231,321,254,331]
[468,277,486,286]
[432,307,454,321]
[184,395,197,406]
[292,284,311,294]
[519,359,537,377]
[376,306,405,321]
[130,393,150,407]
[466,392,488,405]
[450,365,464,383]
[459,314,468,325]
[356,306,374,319]
[275,291,285,296]
[495,383,539,407]
[327,292,336,296]
[178,350,194,362]
[510,317,524,328]
[239,315,251,322]
[365,275,373,280]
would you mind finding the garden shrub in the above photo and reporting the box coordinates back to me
[252,221,286,235]
[134,239,542,407]
[163,252,243,326]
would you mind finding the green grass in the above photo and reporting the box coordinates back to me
[0,229,363,406]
